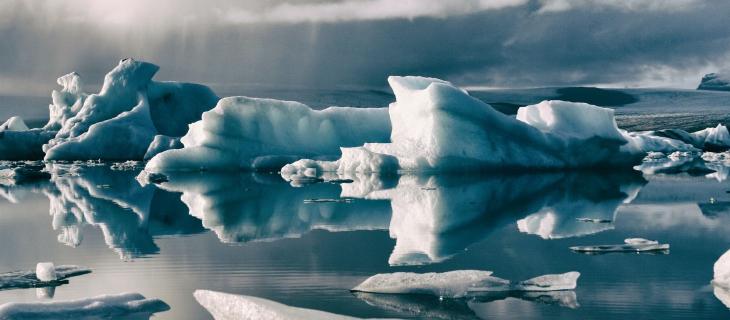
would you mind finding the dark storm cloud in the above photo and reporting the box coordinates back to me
[0,0,729,96]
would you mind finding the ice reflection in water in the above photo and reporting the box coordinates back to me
[158,170,645,266]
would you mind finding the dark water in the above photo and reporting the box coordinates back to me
[1,164,729,319]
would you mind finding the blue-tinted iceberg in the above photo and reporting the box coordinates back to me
[283,77,668,175]
[43,59,219,161]
[145,96,390,172]
[698,72,730,91]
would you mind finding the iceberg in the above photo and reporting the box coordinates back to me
[194,290,362,320]
[0,264,90,290]
[283,77,656,175]
[352,270,580,298]
[698,72,730,91]
[43,59,218,161]
[0,292,169,319]
[569,238,669,254]
[714,249,730,308]
[0,163,50,186]
[145,96,390,172]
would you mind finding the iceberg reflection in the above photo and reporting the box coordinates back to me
[3,165,204,259]
[160,169,645,266]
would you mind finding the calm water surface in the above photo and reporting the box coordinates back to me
[0,164,729,319]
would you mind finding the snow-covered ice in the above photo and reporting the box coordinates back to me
[713,249,730,288]
[194,290,361,320]
[145,96,390,172]
[570,238,669,253]
[0,292,169,319]
[352,270,580,298]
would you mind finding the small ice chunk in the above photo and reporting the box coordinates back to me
[570,238,668,253]
[35,262,56,282]
[352,270,579,299]
[624,238,659,245]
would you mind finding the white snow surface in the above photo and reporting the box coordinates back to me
[35,262,56,282]
[145,96,390,172]
[353,271,580,298]
[194,290,363,320]
[0,292,169,319]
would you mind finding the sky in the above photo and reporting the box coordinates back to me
[1,0,730,95]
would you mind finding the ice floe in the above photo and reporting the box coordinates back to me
[0,292,169,319]
[0,264,89,290]
[194,290,361,320]
[713,249,730,308]
[570,238,669,254]
[352,270,579,298]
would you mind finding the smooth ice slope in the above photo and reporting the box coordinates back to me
[0,292,169,319]
[284,77,651,174]
[194,290,362,320]
[43,59,218,161]
[352,270,580,298]
[145,96,390,172]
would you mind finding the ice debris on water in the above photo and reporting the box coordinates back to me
[35,262,57,282]
[570,238,669,253]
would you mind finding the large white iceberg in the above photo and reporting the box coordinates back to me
[145,96,390,172]
[42,59,218,161]
[0,292,169,319]
[194,290,361,320]
[283,77,658,175]
[352,270,580,298]
[714,249,730,308]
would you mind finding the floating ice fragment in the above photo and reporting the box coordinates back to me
[0,164,50,186]
[0,265,90,290]
[352,270,579,299]
[35,262,56,282]
[0,292,169,319]
[194,290,363,320]
[303,198,354,204]
[570,238,668,253]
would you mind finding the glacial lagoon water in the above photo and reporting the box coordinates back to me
[0,164,729,319]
